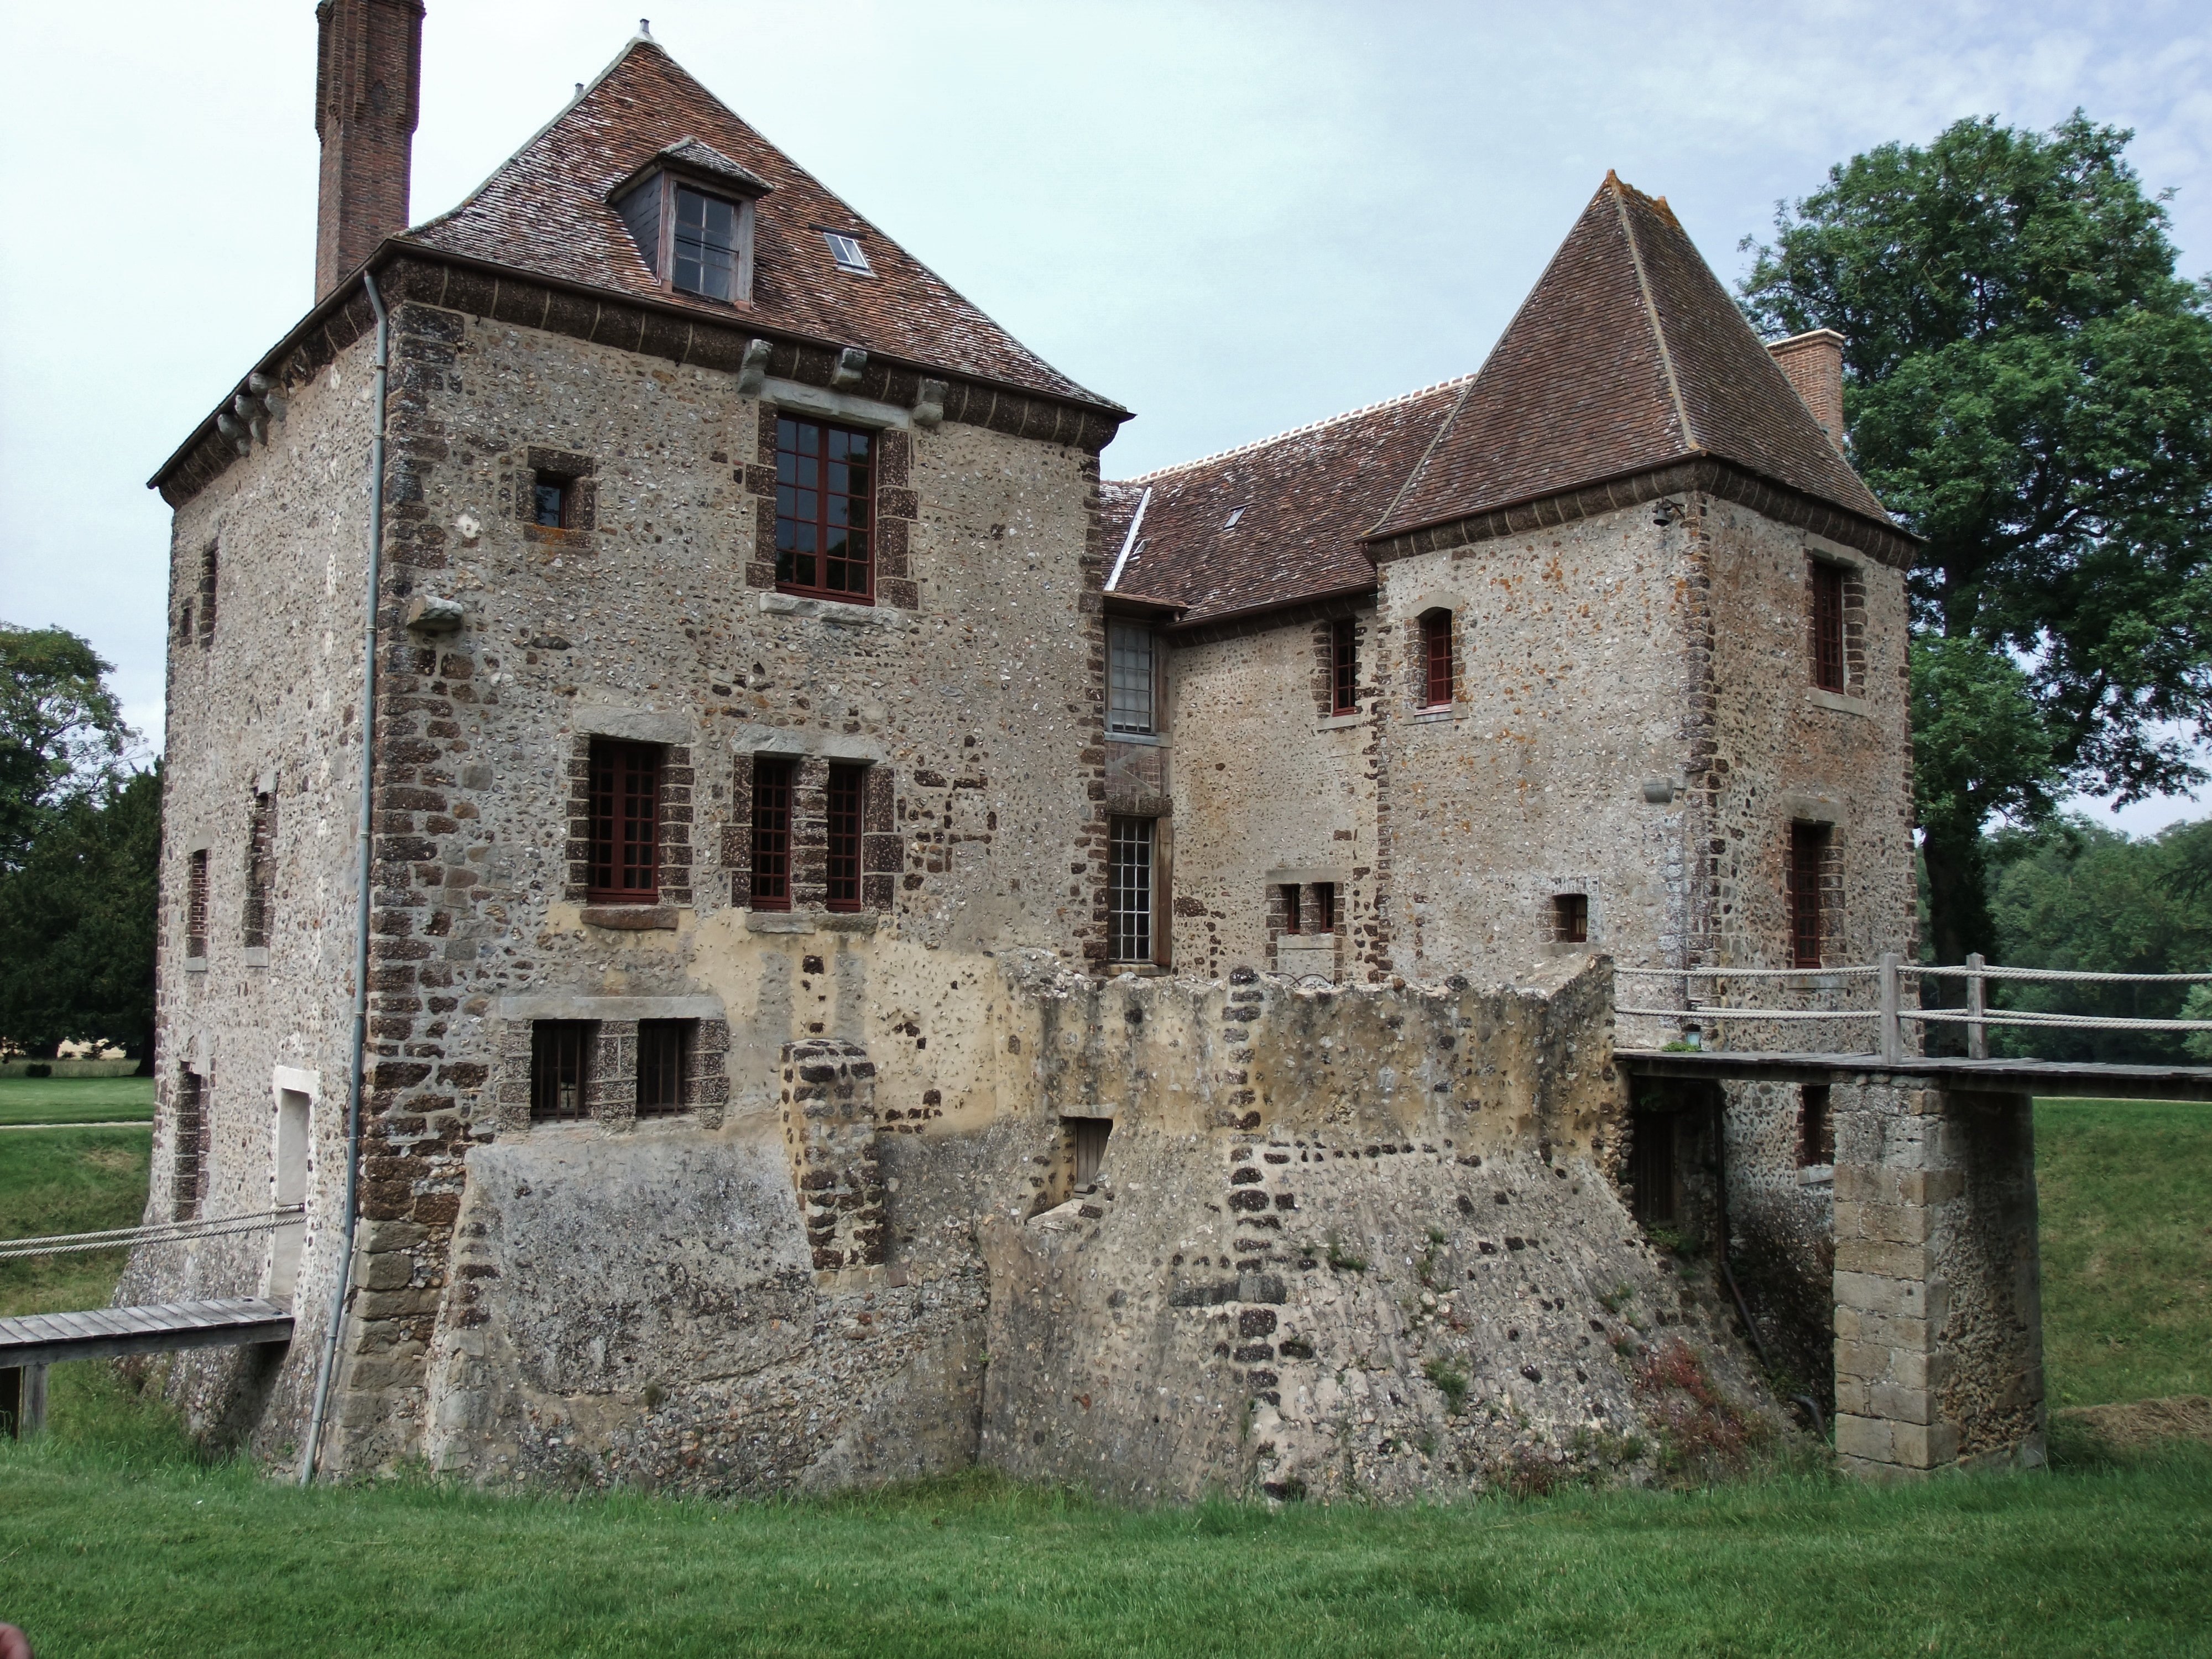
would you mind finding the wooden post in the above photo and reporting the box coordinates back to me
[1879,952,1903,1065]
[1,1365,17,1438]
[0,1364,43,1438]
[22,1363,44,1436]
[1966,952,1988,1061]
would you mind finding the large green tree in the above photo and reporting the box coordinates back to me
[0,622,133,872]
[1740,114,2212,964]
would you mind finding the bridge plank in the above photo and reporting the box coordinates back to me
[0,1298,293,1370]
[1615,1048,2212,1100]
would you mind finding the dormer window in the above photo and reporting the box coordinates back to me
[1223,505,1246,529]
[611,138,770,305]
[823,231,873,275]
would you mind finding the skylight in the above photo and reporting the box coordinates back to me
[1223,505,1247,529]
[823,232,873,275]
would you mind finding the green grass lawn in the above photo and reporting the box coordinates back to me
[0,1124,150,1319]
[2034,1098,2212,1408]
[0,1073,154,1125]
[1,1097,2207,1657]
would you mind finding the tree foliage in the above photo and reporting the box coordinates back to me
[0,622,135,873]
[1984,815,2212,1063]
[1741,114,2212,961]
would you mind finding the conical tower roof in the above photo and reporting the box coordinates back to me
[1370,173,1891,539]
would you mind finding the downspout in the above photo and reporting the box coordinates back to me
[302,267,388,1484]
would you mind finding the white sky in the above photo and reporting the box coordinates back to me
[2,0,2206,832]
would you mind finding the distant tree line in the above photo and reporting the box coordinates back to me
[0,623,158,1069]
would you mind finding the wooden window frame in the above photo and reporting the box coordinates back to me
[1279,883,1302,936]
[1553,892,1588,944]
[1107,816,1155,964]
[1108,622,1158,737]
[531,1021,594,1123]
[1810,559,1846,692]
[1786,821,1830,969]
[825,761,865,912]
[1331,617,1359,714]
[636,1019,692,1118]
[614,171,759,304]
[587,740,661,904]
[1310,881,1337,935]
[774,416,875,604]
[1419,610,1454,707]
[532,473,574,529]
[749,755,796,911]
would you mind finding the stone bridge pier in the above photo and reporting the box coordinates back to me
[1829,1077,2043,1478]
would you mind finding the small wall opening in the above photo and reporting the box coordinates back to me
[268,1087,310,1302]
[1798,1084,1834,1167]
[1627,1109,1679,1227]
[1552,892,1588,943]
[1071,1116,1113,1189]
[531,1021,594,1121]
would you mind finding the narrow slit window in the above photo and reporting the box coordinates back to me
[826,762,865,912]
[750,755,795,910]
[531,1021,593,1122]
[243,791,277,949]
[1420,610,1454,707]
[172,1070,207,1221]
[1786,822,1829,968]
[1311,881,1337,933]
[1799,1084,1835,1167]
[823,231,873,274]
[588,740,661,903]
[1108,816,1154,963]
[1331,617,1358,714]
[1553,892,1588,944]
[185,849,210,960]
[197,546,218,645]
[1108,623,1156,736]
[1811,560,1846,692]
[637,1020,691,1117]
[1280,884,1301,936]
[775,417,873,602]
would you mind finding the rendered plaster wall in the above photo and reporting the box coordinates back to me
[1166,615,1379,979]
[1368,502,1695,984]
[299,299,1113,1473]
[980,956,1788,1500]
[122,332,382,1447]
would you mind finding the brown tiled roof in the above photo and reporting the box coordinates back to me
[1102,380,1470,623]
[1371,173,1892,538]
[406,36,1119,414]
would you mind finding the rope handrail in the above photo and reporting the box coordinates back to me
[0,1206,304,1261]
[1910,963,2212,985]
[1614,965,1881,979]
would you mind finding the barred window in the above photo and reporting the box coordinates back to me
[243,792,277,949]
[172,1070,208,1221]
[197,546,218,646]
[588,740,660,903]
[1108,623,1156,736]
[1420,610,1454,707]
[1280,884,1302,935]
[1311,881,1337,933]
[1108,816,1154,963]
[637,1020,691,1117]
[531,1021,592,1121]
[826,762,865,912]
[1331,617,1358,714]
[1811,561,1846,692]
[1786,822,1830,968]
[185,849,210,960]
[776,418,873,602]
[750,755,795,910]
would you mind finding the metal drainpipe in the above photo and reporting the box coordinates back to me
[301,267,389,1485]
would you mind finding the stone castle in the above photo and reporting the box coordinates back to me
[128,3,1979,1495]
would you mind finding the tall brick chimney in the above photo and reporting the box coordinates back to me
[314,0,425,301]
[1767,328,1846,451]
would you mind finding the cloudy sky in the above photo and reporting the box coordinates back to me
[3,0,2206,828]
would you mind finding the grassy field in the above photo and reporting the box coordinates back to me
[0,1097,2205,1657]
[2034,1098,2212,1408]
[0,1124,150,1318]
[0,1073,154,1125]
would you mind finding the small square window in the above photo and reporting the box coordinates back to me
[534,476,572,528]
[824,231,873,274]
[1553,893,1588,943]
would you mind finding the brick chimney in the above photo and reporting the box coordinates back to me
[1767,329,1846,451]
[314,0,425,301]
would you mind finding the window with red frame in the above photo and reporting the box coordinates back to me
[1811,561,1846,692]
[588,741,660,902]
[1311,881,1337,933]
[826,763,865,912]
[1331,617,1358,713]
[1786,821,1829,968]
[750,755,795,910]
[775,418,873,602]
[1420,610,1454,707]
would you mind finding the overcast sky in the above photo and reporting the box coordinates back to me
[3,0,2206,830]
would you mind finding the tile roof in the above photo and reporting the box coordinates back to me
[1101,380,1471,623]
[1371,173,1892,538]
[406,36,1119,414]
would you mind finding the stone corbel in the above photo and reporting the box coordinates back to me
[831,346,867,389]
[913,377,947,430]
[404,594,467,634]
[737,338,771,398]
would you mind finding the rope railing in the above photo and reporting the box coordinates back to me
[1615,953,2212,1062]
[0,1206,304,1261]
